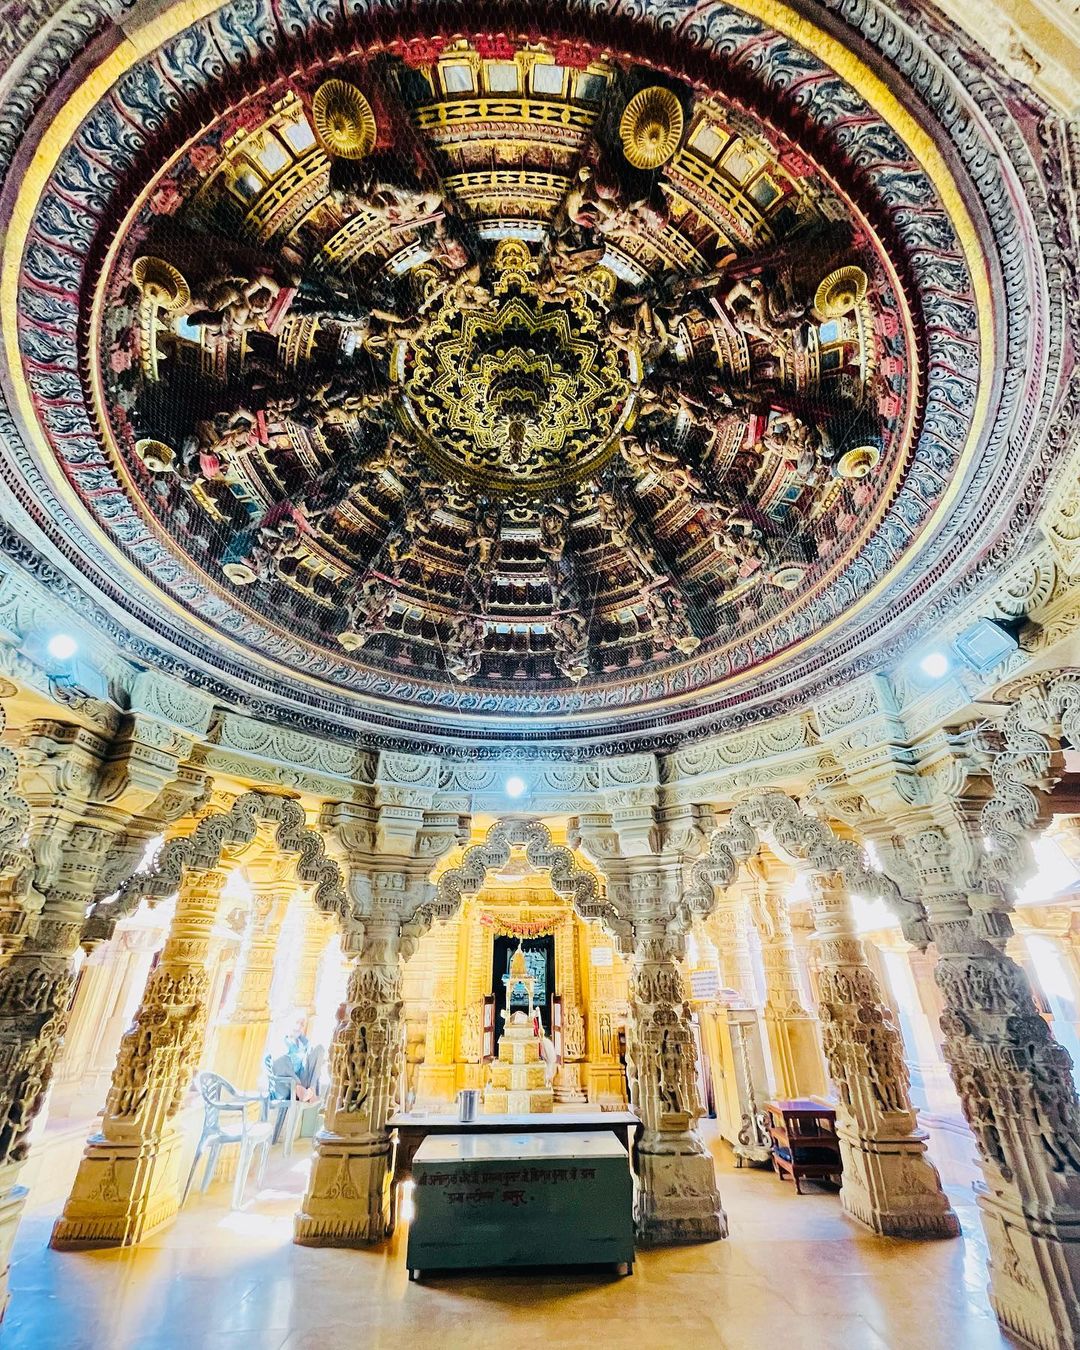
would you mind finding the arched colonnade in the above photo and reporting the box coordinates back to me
[2,703,1078,1350]
[49,791,960,1252]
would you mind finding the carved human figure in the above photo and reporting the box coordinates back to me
[187,270,285,338]
[658,1024,687,1116]
[338,578,396,652]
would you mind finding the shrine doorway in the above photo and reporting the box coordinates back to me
[492,934,555,1052]
[402,863,630,1110]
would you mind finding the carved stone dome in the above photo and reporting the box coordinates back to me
[3,2,1030,755]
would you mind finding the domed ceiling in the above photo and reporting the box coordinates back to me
[2,0,1028,754]
[102,47,905,690]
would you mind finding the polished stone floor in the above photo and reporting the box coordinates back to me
[3,1130,1014,1350]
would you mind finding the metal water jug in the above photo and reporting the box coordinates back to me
[457,1088,479,1123]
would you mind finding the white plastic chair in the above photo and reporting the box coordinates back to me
[266,1046,328,1157]
[181,1072,272,1209]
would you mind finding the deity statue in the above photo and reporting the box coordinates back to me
[444,611,486,681]
[337,577,396,651]
[503,943,535,1016]
[596,487,664,585]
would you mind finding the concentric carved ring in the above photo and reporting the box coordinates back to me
[619,87,684,169]
[312,80,377,159]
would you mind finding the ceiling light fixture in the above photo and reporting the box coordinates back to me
[47,633,78,661]
[919,650,949,680]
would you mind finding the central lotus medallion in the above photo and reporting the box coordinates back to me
[395,240,637,493]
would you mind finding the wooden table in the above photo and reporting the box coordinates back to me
[764,1098,842,1193]
[406,1132,635,1279]
[390,1110,641,1183]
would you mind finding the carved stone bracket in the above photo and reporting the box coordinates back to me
[979,669,1080,887]
[685,791,928,946]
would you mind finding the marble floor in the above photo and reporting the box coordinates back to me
[3,1131,1015,1350]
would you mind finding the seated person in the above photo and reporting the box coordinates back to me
[274,1015,321,1103]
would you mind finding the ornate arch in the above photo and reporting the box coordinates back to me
[411,818,631,953]
[980,669,1080,885]
[82,790,349,945]
[684,791,925,942]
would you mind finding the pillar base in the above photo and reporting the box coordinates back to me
[0,1177,28,1321]
[837,1129,959,1239]
[978,1188,1080,1350]
[634,1135,727,1245]
[294,1132,393,1246]
[51,1129,185,1249]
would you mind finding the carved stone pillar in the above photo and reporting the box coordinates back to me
[294,785,465,1246]
[0,876,86,1294]
[212,861,295,1093]
[898,812,1080,1350]
[0,722,157,1305]
[416,913,460,1104]
[709,879,757,1006]
[51,925,162,1118]
[295,919,403,1245]
[749,856,828,1098]
[572,795,726,1244]
[627,919,727,1244]
[292,902,336,1022]
[0,693,207,1310]
[810,873,958,1237]
[554,912,587,1103]
[51,867,228,1248]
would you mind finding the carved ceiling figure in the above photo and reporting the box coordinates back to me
[444,611,487,682]
[596,487,666,586]
[760,410,827,481]
[619,433,711,500]
[187,270,286,339]
[551,607,590,683]
[387,485,446,575]
[337,577,396,652]
[176,410,256,486]
[644,587,700,655]
[464,502,502,604]
[537,503,571,581]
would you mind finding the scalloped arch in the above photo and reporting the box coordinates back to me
[413,817,632,952]
[82,790,349,944]
[684,791,924,940]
